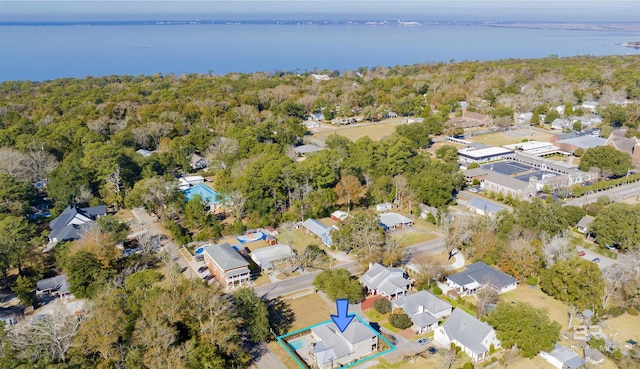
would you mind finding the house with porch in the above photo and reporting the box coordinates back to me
[36,274,72,302]
[392,290,452,334]
[540,345,585,369]
[250,243,294,271]
[379,212,413,231]
[360,263,411,300]
[310,320,379,369]
[434,308,500,363]
[446,262,518,295]
[202,243,251,289]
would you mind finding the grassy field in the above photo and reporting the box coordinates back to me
[391,231,437,247]
[311,119,408,142]
[286,293,334,331]
[500,285,570,329]
[467,129,554,147]
[602,312,640,344]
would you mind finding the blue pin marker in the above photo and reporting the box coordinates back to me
[331,298,355,333]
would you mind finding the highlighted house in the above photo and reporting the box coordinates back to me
[183,183,222,211]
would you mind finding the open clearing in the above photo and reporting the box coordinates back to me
[467,129,554,147]
[286,293,333,332]
[311,119,408,142]
[602,312,640,345]
[500,285,570,329]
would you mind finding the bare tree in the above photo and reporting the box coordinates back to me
[13,305,84,363]
[0,147,30,180]
[475,287,499,318]
[137,232,161,266]
[601,266,626,309]
[439,212,475,260]
[543,232,572,266]
[26,149,58,182]
[440,345,459,369]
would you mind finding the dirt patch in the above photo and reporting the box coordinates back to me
[467,129,554,147]
[287,293,334,331]
[500,285,570,329]
[397,328,416,340]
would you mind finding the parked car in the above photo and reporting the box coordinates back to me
[578,251,586,257]
[592,258,601,263]
[198,266,208,273]
[417,338,430,345]
[428,347,438,354]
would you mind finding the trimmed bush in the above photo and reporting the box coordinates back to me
[432,285,443,295]
[374,298,392,314]
[389,313,413,329]
[526,276,538,286]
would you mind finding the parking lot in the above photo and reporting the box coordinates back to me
[577,247,616,270]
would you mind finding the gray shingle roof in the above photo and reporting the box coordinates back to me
[49,205,106,242]
[294,144,323,154]
[360,263,410,296]
[467,197,505,214]
[394,290,452,317]
[484,171,530,190]
[547,345,585,369]
[312,319,376,364]
[447,262,517,291]
[555,136,606,150]
[442,309,494,355]
[36,274,70,295]
[302,218,330,238]
[251,244,293,268]
[203,243,249,271]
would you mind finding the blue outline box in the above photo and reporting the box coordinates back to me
[276,314,396,369]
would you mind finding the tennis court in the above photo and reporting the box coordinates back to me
[481,161,533,175]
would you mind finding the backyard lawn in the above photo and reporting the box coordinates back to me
[500,285,570,329]
[286,293,334,331]
[391,231,437,247]
[312,119,408,142]
[602,312,640,345]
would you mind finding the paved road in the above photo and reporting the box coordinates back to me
[565,181,640,206]
[252,343,287,369]
[256,237,447,300]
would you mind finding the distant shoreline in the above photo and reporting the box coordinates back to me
[1,20,639,31]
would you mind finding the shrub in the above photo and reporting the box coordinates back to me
[463,362,475,369]
[526,276,538,286]
[374,298,392,314]
[605,306,625,318]
[389,313,413,329]
[627,308,638,316]
[432,285,443,295]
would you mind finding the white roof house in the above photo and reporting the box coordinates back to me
[360,263,411,300]
[310,320,378,369]
[392,290,453,333]
[540,345,585,369]
[379,212,413,231]
[250,244,294,270]
[434,308,500,363]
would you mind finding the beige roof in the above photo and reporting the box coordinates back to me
[605,134,638,155]
[485,171,531,190]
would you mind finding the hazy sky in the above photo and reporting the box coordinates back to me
[1,1,639,22]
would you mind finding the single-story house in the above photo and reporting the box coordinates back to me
[202,243,251,289]
[294,144,324,156]
[310,320,379,369]
[301,218,336,247]
[48,205,107,244]
[551,118,570,131]
[305,119,321,129]
[576,216,594,234]
[183,183,222,210]
[584,348,605,365]
[250,244,294,270]
[331,210,348,222]
[446,262,518,295]
[448,111,494,129]
[360,262,412,300]
[540,345,585,369]
[36,274,72,302]
[136,148,156,157]
[191,153,209,170]
[418,204,438,219]
[379,212,413,232]
[375,203,392,212]
[465,197,505,216]
[392,290,453,334]
[434,308,501,363]
[517,112,533,124]
[582,101,599,111]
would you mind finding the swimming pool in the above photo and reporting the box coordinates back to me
[288,337,309,351]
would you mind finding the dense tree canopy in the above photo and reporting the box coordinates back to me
[487,302,561,358]
[313,269,363,303]
[578,145,632,178]
[590,202,640,250]
[540,258,605,311]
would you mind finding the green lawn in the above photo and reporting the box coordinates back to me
[392,232,437,247]
[364,309,387,322]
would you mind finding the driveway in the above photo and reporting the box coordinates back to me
[576,247,616,270]
[131,208,198,280]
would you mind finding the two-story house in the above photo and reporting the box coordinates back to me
[202,243,251,289]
